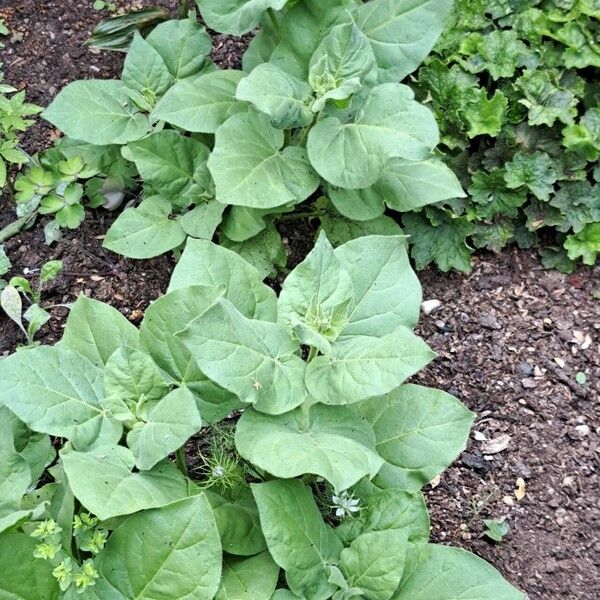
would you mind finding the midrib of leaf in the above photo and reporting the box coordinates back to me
[361,0,437,37]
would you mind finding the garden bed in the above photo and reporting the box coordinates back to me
[0,2,599,598]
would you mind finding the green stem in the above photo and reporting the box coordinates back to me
[307,346,318,362]
[176,447,188,477]
[0,212,37,243]
[178,0,189,18]
[267,8,280,34]
[279,210,326,222]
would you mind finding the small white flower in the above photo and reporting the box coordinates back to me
[212,465,225,477]
[331,491,360,518]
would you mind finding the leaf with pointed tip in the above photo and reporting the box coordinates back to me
[236,63,313,129]
[178,298,306,415]
[236,404,382,491]
[168,238,278,320]
[43,80,149,145]
[307,83,438,189]
[152,70,248,133]
[306,330,435,405]
[216,552,280,600]
[209,112,319,208]
[180,201,225,239]
[61,444,189,520]
[252,480,343,600]
[357,384,474,491]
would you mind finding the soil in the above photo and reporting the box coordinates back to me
[1,3,599,599]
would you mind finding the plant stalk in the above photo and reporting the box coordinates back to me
[176,446,188,477]
[267,8,280,34]
[178,0,189,18]
[279,210,326,222]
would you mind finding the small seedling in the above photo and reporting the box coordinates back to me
[484,518,510,543]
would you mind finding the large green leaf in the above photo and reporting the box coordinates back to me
[236,404,383,491]
[127,387,202,470]
[319,209,402,247]
[0,345,115,450]
[208,112,319,208]
[309,22,376,111]
[145,17,212,79]
[307,84,438,188]
[216,552,280,600]
[103,196,187,259]
[128,131,212,208]
[252,480,343,600]
[60,295,140,367]
[196,0,287,35]
[152,70,247,133]
[340,530,408,600]
[305,330,435,405]
[93,496,221,600]
[0,533,59,600]
[168,238,277,320]
[335,488,429,546]
[393,544,525,599]
[335,235,422,336]
[329,158,465,220]
[355,0,453,82]
[178,298,307,415]
[357,384,474,491]
[180,201,225,239]
[122,32,172,102]
[236,63,314,129]
[43,80,148,145]
[61,444,189,520]
[139,285,240,424]
[278,232,353,344]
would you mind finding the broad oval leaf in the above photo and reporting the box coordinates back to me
[60,295,140,367]
[139,285,240,424]
[177,298,307,415]
[236,404,383,492]
[127,131,212,208]
[196,0,287,35]
[93,496,222,600]
[252,480,343,600]
[307,83,438,188]
[356,384,475,491]
[61,444,189,521]
[208,112,320,208]
[152,70,248,133]
[145,17,212,79]
[0,533,59,600]
[329,158,465,220]
[394,544,525,599]
[335,235,422,335]
[168,237,278,320]
[43,80,149,145]
[305,329,436,405]
[216,552,280,600]
[103,196,187,259]
[0,345,113,450]
[355,0,453,83]
[180,201,225,239]
[236,63,313,129]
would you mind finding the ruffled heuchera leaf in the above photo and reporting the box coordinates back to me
[236,64,314,129]
[209,112,319,208]
[307,83,438,189]
[504,151,557,201]
[0,533,59,600]
[393,544,525,599]
[178,298,307,415]
[0,345,117,451]
[168,238,277,320]
[152,70,248,133]
[354,0,453,83]
[196,0,287,35]
[468,169,527,220]
[329,158,465,221]
[564,222,600,265]
[145,17,212,79]
[61,444,188,520]
[252,480,342,600]
[92,496,222,600]
[43,80,149,145]
[235,404,383,492]
[215,552,280,600]
[357,384,474,491]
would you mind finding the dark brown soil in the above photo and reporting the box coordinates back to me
[1,3,599,599]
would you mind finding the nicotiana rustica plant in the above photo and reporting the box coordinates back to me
[0,234,524,599]
[40,0,464,277]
